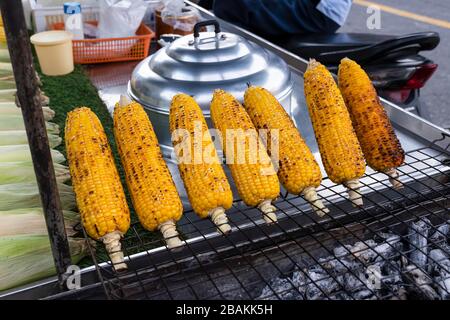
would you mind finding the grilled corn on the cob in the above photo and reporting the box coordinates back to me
[338,58,405,188]
[210,89,280,223]
[65,107,130,270]
[304,59,366,206]
[244,86,328,216]
[114,96,183,249]
[170,94,233,233]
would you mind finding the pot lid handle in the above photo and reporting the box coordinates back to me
[190,20,222,48]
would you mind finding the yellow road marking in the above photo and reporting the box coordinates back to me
[354,0,450,29]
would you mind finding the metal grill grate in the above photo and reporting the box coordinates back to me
[83,139,450,300]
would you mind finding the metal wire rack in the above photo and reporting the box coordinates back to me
[76,139,449,300]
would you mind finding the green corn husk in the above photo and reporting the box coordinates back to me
[0,63,12,79]
[0,208,80,237]
[0,182,76,211]
[0,80,14,90]
[0,161,70,185]
[0,235,88,291]
[0,131,62,147]
[0,115,59,134]
[0,145,66,163]
[0,49,10,63]
[0,103,55,121]
[0,62,12,73]
[45,122,60,135]
[0,89,15,102]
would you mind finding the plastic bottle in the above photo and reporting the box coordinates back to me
[64,2,84,40]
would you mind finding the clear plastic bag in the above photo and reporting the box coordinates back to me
[160,0,201,32]
[97,0,147,38]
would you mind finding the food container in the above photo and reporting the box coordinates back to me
[143,0,163,31]
[129,20,294,156]
[155,4,200,39]
[30,30,74,75]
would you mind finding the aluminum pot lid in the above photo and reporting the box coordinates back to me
[129,20,292,114]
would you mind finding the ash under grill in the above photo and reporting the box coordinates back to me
[74,142,449,301]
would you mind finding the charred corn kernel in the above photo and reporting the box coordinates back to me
[338,58,405,189]
[65,107,130,270]
[170,94,233,233]
[114,96,183,249]
[210,89,280,223]
[244,86,328,216]
[304,59,366,206]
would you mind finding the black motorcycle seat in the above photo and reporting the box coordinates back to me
[273,32,440,65]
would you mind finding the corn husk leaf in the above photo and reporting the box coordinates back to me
[0,49,10,63]
[0,208,80,237]
[0,235,88,291]
[0,62,13,79]
[0,103,55,121]
[0,131,62,147]
[0,161,70,185]
[0,115,59,134]
[0,89,15,102]
[0,62,12,72]
[0,145,65,163]
[0,182,76,211]
[0,80,14,90]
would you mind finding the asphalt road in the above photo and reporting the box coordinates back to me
[339,0,450,129]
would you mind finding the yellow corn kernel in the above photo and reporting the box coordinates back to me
[304,59,366,206]
[244,86,328,216]
[170,94,233,233]
[338,58,405,188]
[210,89,280,223]
[114,96,183,249]
[65,107,130,270]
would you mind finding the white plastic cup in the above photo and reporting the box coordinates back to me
[30,31,74,76]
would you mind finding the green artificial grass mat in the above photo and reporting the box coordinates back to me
[35,63,163,268]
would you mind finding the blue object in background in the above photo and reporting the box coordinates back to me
[64,2,82,15]
[211,0,351,36]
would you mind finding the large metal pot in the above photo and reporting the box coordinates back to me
[129,20,294,156]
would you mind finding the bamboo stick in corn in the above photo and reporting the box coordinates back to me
[244,86,329,216]
[65,107,130,271]
[114,96,183,249]
[170,94,233,234]
[338,58,405,189]
[304,59,366,206]
[210,89,280,224]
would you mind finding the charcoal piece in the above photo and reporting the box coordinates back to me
[430,222,450,254]
[320,257,361,274]
[430,221,449,241]
[333,245,353,258]
[364,264,383,290]
[429,249,450,299]
[408,218,431,268]
[328,292,353,300]
[258,277,300,300]
[389,286,408,300]
[304,270,340,300]
[403,264,440,300]
[291,271,307,291]
[375,235,402,258]
[353,289,374,300]
[342,271,368,293]
[381,260,403,285]
[348,237,401,263]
